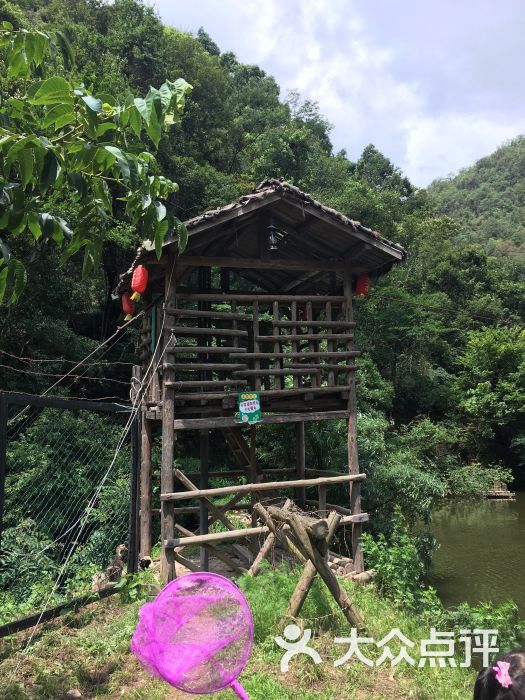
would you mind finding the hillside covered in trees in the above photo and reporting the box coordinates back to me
[1,0,524,523]
[428,136,525,260]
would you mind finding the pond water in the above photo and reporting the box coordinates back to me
[428,492,525,617]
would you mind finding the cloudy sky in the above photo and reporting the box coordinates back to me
[152,0,525,186]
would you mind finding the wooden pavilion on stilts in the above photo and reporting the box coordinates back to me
[119,179,406,585]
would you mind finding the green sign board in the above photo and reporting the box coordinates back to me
[238,391,262,424]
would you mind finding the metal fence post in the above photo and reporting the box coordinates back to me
[0,393,7,550]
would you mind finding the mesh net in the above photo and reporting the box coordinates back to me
[131,572,253,696]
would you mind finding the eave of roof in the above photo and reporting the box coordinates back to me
[116,178,406,296]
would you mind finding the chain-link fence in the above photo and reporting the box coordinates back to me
[0,392,138,633]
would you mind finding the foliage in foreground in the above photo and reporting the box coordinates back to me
[0,21,191,303]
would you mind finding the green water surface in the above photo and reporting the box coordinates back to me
[428,492,525,616]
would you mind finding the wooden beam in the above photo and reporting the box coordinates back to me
[164,513,363,548]
[175,291,346,303]
[161,472,366,501]
[160,256,177,583]
[295,422,306,508]
[177,255,347,272]
[139,413,152,558]
[171,411,349,430]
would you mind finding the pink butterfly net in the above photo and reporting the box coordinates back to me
[131,572,253,699]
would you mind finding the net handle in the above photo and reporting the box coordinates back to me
[231,679,250,699]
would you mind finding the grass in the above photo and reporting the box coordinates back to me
[0,567,478,700]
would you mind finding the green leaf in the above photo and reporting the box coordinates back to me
[128,106,142,137]
[0,264,7,303]
[4,258,27,305]
[28,76,73,105]
[0,236,11,262]
[42,103,73,128]
[27,212,42,240]
[145,105,161,148]
[39,151,61,192]
[19,148,34,188]
[2,21,14,30]
[55,30,74,71]
[5,135,40,170]
[95,122,117,137]
[133,97,150,124]
[104,145,130,181]
[154,201,166,222]
[32,31,49,67]
[81,95,102,113]
[154,219,169,258]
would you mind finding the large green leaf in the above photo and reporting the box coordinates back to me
[28,76,73,105]
[18,148,34,188]
[39,151,61,192]
[27,212,42,240]
[55,31,74,71]
[81,95,102,113]
[5,135,41,170]
[104,145,130,181]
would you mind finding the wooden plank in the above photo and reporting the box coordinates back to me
[177,255,347,272]
[176,291,346,303]
[172,411,349,430]
[168,363,246,371]
[161,472,366,501]
[229,351,360,359]
[256,333,353,342]
[257,386,351,397]
[165,380,245,389]
[167,326,248,337]
[170,346,247,354]
[165,307,250,321]
[234,368,355,377]
[273,320,355,328]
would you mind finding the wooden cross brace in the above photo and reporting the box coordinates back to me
[253,502,364,630]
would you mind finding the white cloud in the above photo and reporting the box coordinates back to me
[153,0,525,186]
[403,114,525,185]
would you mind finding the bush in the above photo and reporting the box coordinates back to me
[361,508,442,615]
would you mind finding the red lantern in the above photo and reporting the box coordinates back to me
[355,274,371,298]
[130,265,148,301]
[121,292,136,321]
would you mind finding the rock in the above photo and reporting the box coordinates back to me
[65,690,82,699]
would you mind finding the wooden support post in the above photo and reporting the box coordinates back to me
[286,511,339,618]
[160,256,177,583]
[174,469,252,565]
[295,421,306,508]
[318,484,327,517]
[139,412,152,558]
[344,267,364,574]
[288,513,363,629]
[249,425,258,527]
[248,499,293,576]
[199,428,209,571]
[253,502,306,564]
